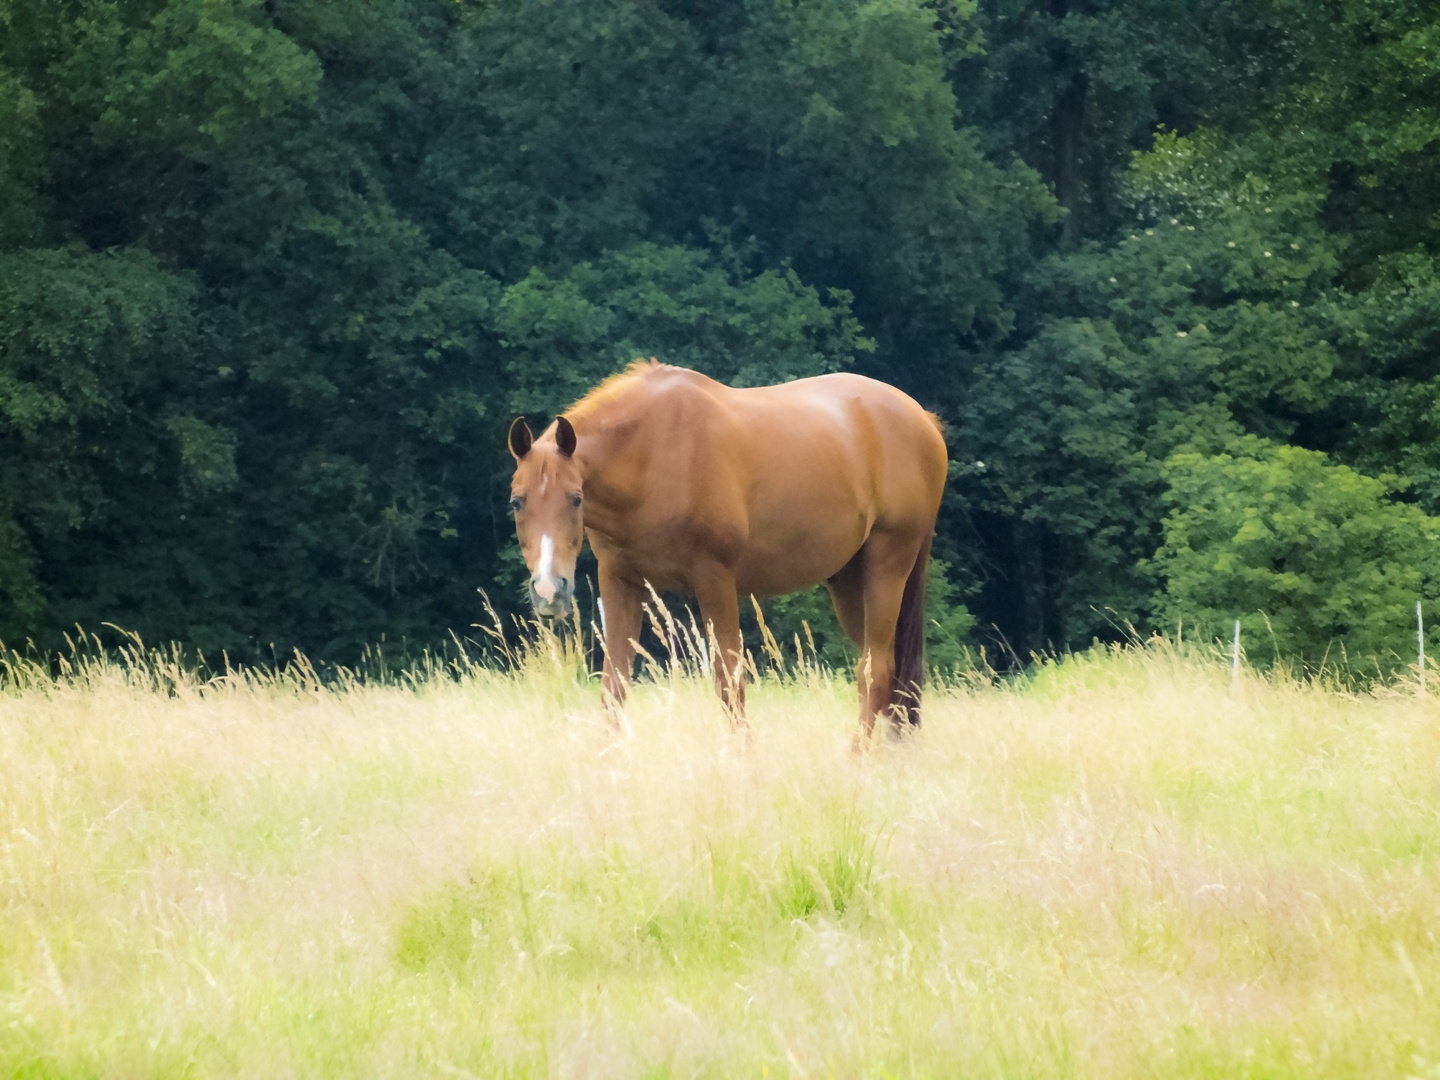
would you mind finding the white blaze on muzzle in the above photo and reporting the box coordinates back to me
[534,534,557,602]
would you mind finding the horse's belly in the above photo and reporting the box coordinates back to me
[733,513,869,597]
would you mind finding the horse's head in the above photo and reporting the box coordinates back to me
[507,414,584,620]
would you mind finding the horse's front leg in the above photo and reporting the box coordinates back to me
[692,566,746,723]
[597,566,643,725]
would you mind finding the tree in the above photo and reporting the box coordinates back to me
[1154,437,1440,670]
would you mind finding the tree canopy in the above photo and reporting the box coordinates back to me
[2,0,1438,670]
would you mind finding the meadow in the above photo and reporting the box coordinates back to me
[2,634,1439,1079]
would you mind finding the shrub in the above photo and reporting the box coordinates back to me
[1153,436,1440,670]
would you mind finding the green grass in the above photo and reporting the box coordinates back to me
[2,639,1439,1077]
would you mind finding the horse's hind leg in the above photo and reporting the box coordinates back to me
[854,532,925,743]
[826,553,866,647]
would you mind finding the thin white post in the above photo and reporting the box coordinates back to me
[1231,619,1241,692]
[1419,600,1426,696]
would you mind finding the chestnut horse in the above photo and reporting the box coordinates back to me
[506,361,947,737]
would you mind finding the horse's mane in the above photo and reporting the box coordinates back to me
[565,358,667,420]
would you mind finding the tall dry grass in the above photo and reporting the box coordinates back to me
[2,630,1439,1078]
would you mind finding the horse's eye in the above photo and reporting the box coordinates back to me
[509,495,524,511]
[569,493,583,508]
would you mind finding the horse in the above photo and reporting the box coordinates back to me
[505,360,947,738]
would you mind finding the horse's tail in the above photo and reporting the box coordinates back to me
[891,531,932,728]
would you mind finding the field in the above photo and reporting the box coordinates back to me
[3,638,1440,1078]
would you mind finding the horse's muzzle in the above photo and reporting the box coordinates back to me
[529,576,573,620]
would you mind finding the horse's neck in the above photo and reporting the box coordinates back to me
[574,410,645,535]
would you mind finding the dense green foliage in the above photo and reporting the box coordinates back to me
[1155,438,1440,667]
[2,0,1438,668]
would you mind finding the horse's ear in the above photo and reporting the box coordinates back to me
[508,416,533,460]
[555,415,577,458]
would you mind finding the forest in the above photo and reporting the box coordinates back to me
[2,0,1439,669]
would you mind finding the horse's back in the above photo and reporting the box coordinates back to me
[731,372,946,515]
[687,371,946,594]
